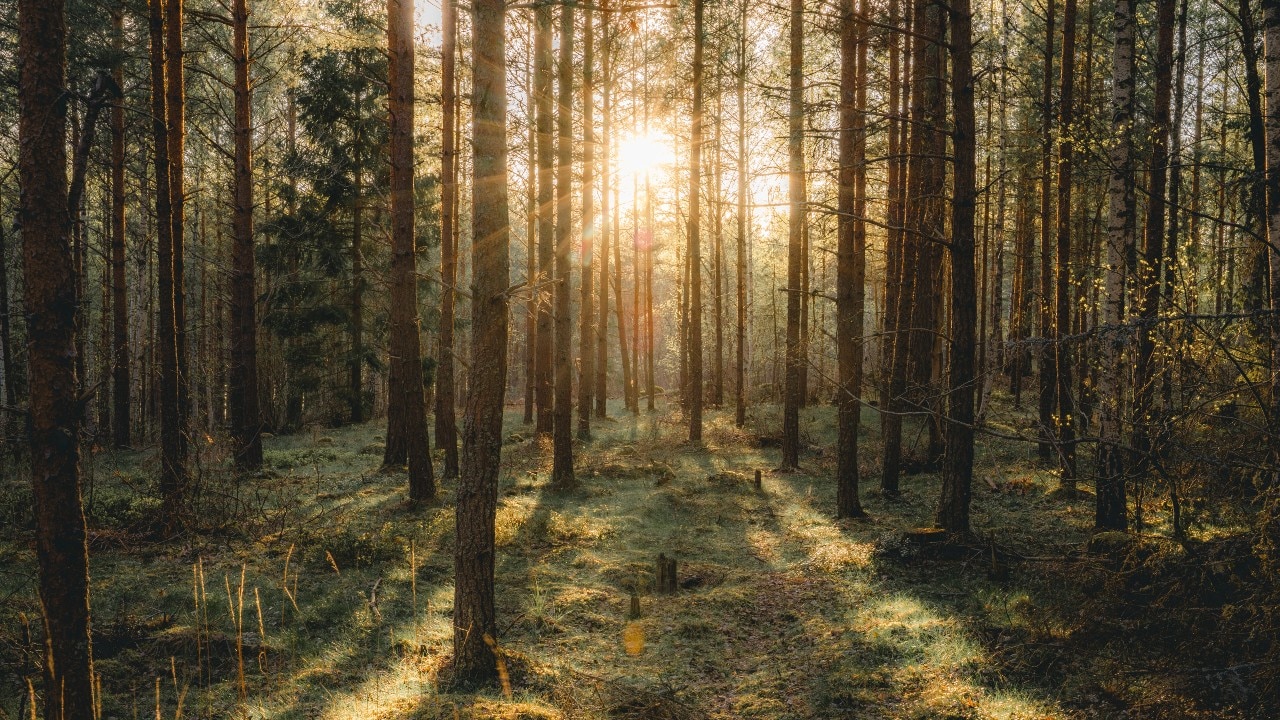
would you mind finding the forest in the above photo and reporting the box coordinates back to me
[4,0,1280,715]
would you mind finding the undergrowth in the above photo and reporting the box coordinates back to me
[0,394,1273,719]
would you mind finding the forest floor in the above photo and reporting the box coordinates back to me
[0,394,1263,719]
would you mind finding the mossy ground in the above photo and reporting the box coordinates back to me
[0,393,1250,718]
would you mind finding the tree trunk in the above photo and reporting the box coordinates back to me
[111,6,129,449]
[151,0,186,528]
[454,0,508,682]
[551,1,576,489]
[524,17,537,426]
[781,0,803,469]
[1240,0,1269,310]
[596,15,611,419]
[836,0,866,519]
[1262,0,1280,471]
[535,3,555,434]
[19,0,97,715]
[166,0,188,440]
[228,0,262,470]
[735,0,749,427]
[579,7,596,439]
[1054,0,1078,483]
[386,0,435,502]
[688,0,705,445]
[1095,0,1135,531]
[939,0,976,533]
[437,0,460,477]
[1133,0,1174,481]
[1037,0,1056,463]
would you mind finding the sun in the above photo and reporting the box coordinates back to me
[615,131,674,177]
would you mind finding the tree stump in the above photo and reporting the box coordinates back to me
[754,469,763,491]
[656,553,678,594]
[628,592,642,619]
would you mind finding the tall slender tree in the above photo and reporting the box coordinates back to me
[454,0,509,682]
[1054,0,1079,484]
[836,0,866,518]
[688,0,705,444]
[1096,0,1135,530]
[385,0,435,502]
[551,0,576,488]
[437,0,460,478]
[940,0,977,533]
[229,0,263,470]
[151,0,186,527]
[534,1,555,434]
[19,0,97,714]
[781,0,804,469]
[1133,0,1175,479]
[111,5,129,450]
[579,7,596,439]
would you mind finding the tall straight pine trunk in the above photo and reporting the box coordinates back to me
[229,0,263,470]
[688,0,705,444]
[386,0,435,502]
[940,0,977,533]
[455,0,508,682]
[19,0,97,714]
[836,0,866,518]
[437,0,460,477]
[551,2,576,488]
[781,0,804,469]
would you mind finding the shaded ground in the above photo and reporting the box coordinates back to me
[0,395,1260,718]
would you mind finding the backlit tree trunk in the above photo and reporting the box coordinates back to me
[781,0,803,469]
[534,2,555,434]
[229,0,263,471]
[111,6,129,449]
[939,0,976,533]
[151,0,186,527]
[1096,0,1135,531]
[688,0,705,444]
[836,0,866,519]
[437,0,460,477]
[551,1,576,488]
[579,7,596,439]
[454,0,508,682]
[20,0,97,715]
[1133,0,1174,481]
[1054,0,1078,483]
[386,0,435,502]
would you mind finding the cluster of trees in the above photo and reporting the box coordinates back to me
[11,0,1280,709]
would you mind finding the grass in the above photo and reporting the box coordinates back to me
[0,393,1249,718]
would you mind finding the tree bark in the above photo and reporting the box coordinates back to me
[1054,0,1078,483]
[735,0,749,427]
[1037,0,1057,463]
[437,0,460,477]
[1262,0,1280,473]
[151,0,186,528]
[579,7,596,439]
[939,0,976,533]
[454,0,508,682]
[836,0,866,519]
[551,1,576,489]
[21,0,97,714]
[781,0,804,469]
[166,0,188,440]
[1132,0,1174,482]
[534,2,555,434]
[229,0,263,471]
[386,0,435,502]
[688,0,705,445]
[1095,0,1135,531]
[111,6,129,450]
